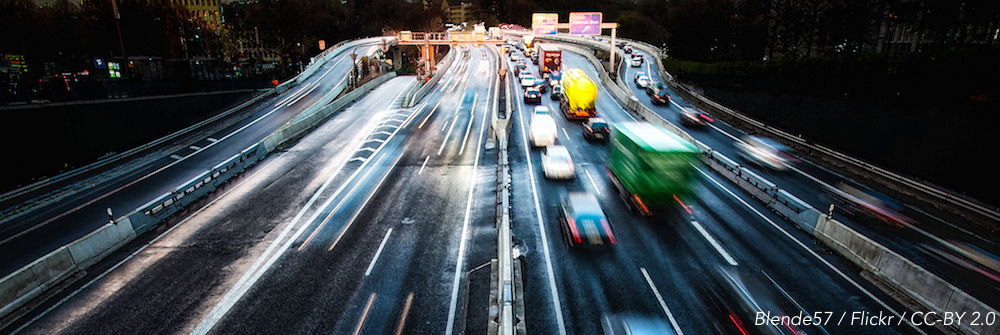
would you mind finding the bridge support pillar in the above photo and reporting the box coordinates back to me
[393,46,402,71]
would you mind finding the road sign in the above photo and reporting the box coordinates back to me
[94,57,107,69]
[569,12,603,35]
[532,13,558,35]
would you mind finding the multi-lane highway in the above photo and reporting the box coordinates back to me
[614,42,1000,310]
[506,48,928,335]
[2,33,996,335]
[0,42,379,277]
[6,45,500,335]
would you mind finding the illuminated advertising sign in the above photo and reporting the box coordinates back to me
[569,12,602,35]
[532,13,558,35]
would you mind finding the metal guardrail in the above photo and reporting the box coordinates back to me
[0,50,399,322]
[547,33,1000,335]
[622,38,1000,226]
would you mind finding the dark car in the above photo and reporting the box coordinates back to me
[623,45,633,53]
[583,118,610,141]
[523,88,541,104]
[534,83,548,93]
[515,61,526,71]
[702,267,810,335]
[602,314,676,335]
[650,88,670,105]
[645,81,666,96]
[559,192,617,248]
[680,109,713,128]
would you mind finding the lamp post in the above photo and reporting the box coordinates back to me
[111,0,131,96]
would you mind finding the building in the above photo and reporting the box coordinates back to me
[441,0,474,24]
[171,0,222,28]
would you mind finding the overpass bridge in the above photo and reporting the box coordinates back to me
[1,31,997,335]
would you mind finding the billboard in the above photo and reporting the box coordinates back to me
[532,13,558,35]
[569,12,603,35]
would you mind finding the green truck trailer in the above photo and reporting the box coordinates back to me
[608,122,699,215]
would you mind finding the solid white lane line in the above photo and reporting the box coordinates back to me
[444,84,490,335]
[694,166,926,334]
[365,228,393,276]
[189,145,201,150]
[441,120,449,131]
[690,220,738,266]
[170,155,184,160]
[9,159,276,335]
[584,168,602,195]
[287,81,322,106]
[516,88,568,335]
[561,128,571,142]
[274,82,313,107]
[206,137,218,142]
[459,93,479,155]
[194,89,407,334]
[640,267,685,335]
[418,156,430,175]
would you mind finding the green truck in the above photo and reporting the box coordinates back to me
[608,122,699,215]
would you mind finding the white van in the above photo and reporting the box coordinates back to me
[530,115,557,148]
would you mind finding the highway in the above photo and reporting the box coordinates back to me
[2,34,997,335]
[7,46,499,335]
[616,43,1000,309]
[0,42,380,277]
[506,48,927,335]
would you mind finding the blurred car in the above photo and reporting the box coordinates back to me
[680,109,713,128]
[633,71,645,83]
[533,105,552,117]
[650,87,670,105]
[530,114,557,147]
[510,53,519,61]
[518,69,531,78]
[645,81,666,96]
[558,192,616,248]
[524,87,541,104]
[515,61,526,71]
[623,44,634,53]
[822,182,910,228]
[635,75,650,88]
[922,240,1000,283]
[542,145,575,180]
[735,135,792,171]
[550,84,564,98]
[704,267,809,335]
[602,314,676,335]
[520,75,536,87]
[533,83,547,94]
[631,56,643,67]
[582,117,610,141]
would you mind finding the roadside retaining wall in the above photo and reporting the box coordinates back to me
[0,41,398,322]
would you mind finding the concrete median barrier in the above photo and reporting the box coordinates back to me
[0,248,76,319]
[0,56,398,323]
[551,32,1000,334]
[67,218,137,269]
